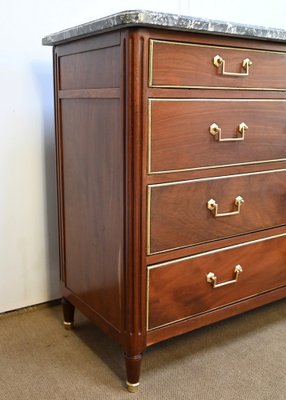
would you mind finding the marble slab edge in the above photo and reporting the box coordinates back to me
[42,10,286,46]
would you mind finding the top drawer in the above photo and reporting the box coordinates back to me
[149,39,286,90]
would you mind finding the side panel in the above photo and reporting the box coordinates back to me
[61,98,123,330]
[54,32,124,336]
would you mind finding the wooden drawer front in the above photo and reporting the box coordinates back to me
[148,99,286,174]
[147,234,286,330]
[148,170,286,255]
[149,39,286,90]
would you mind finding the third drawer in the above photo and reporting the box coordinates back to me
[148,169,286,254]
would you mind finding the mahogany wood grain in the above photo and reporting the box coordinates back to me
[125,353,143,386]
[151,39,286,90]
[149,169,286,254]
[121,30,147,359]
[56,31,121,57]
[61,289,122,342]
[143,27,286,53]
[147,287,286,346]
[148,235,286,330]
[146,161,286,186]
[149,99,286,173]
[58,88,121,99]
[148,87,286,99]
[62,298,75,323]
[59,46,120,89]
[147,225,286,265]
[60,98,124,331]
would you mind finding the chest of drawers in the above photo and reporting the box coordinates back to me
[43,11,286,392]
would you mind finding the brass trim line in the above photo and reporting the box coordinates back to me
[146,232,286,331]
[149,167,286,187]
[147,100,152,175]
[148,39,154,89]
[148,232,286,269]
[147,98,286,175]
[146,186,152,255]
[146,169,286,255]
[149,39,286,90]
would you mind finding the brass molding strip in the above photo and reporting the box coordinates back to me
[147,225,286,256]
[146,186,152,255]
[146,232,286,331]
[149,167,286,188]
[147,100,153,175]
[147,98,286,175]
[148,232,286,269]
[146,169,286,255]
[149,39,286,90]
[151,85,286,91]
[151,38,286,55]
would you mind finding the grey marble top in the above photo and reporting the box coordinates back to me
[42,10,286,46]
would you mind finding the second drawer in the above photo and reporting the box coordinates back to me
[148,99,286,174]
[148,169,286,254]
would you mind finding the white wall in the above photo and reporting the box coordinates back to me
[0,0,285,313]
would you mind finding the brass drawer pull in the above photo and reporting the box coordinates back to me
[207,196,244,217]
[209,122,248,142]
[213,54,252,76]
[206,265,243,288]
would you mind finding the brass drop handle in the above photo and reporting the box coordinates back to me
[207,196,244,217]
[213,54,252,76]
[209,122,248,142]
[206,265,243,288]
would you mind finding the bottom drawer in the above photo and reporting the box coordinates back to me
[147,234,286,330]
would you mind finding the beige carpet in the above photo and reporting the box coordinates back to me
[0,300,285,400]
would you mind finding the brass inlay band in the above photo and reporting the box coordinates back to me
[206,265,243,288]
[213,54,252,76]
[146,169,286,255]
[146,232,286,331]
[147,98,286,175]
[149,39,286,90]
[207,195,244,218]
[148,232,286,269]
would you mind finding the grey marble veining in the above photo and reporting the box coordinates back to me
[42,10,286,45]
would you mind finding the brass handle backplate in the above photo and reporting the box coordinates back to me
[206,265,243,288]
[213,54,252,76]
[209,122,248,142]
[207,196,244,217]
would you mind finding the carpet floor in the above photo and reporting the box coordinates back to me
[0,300,285,400]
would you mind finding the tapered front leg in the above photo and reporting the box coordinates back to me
[62,298,75,330]
[124,353,142,393]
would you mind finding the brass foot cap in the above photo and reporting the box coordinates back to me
[126,381,139,393]
[63,321,74,330]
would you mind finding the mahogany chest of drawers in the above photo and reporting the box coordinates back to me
[43,11,286,392]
